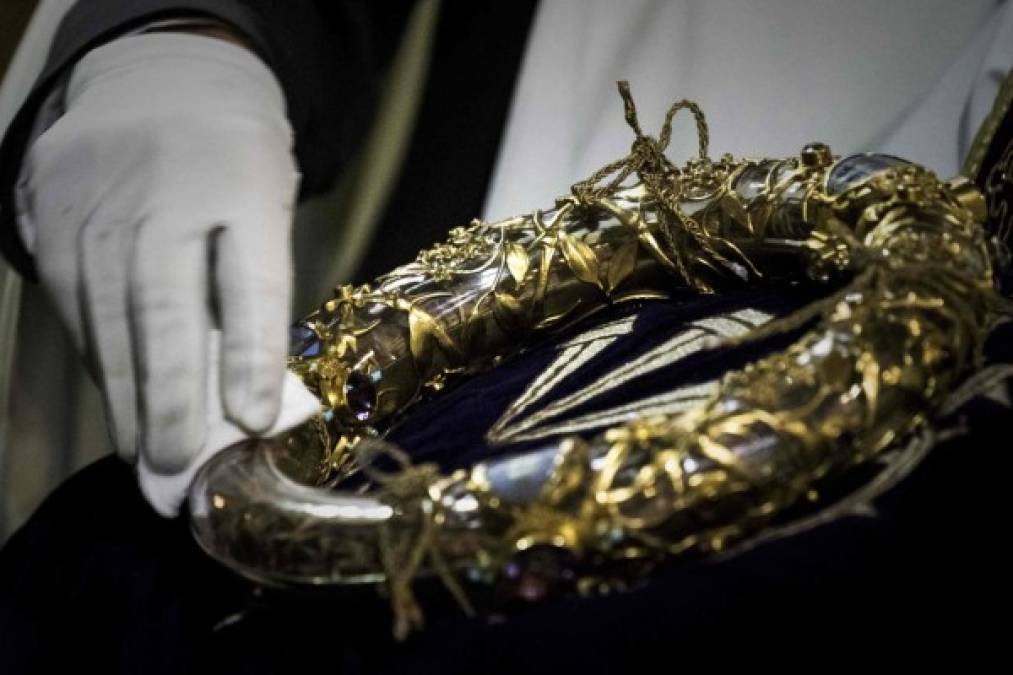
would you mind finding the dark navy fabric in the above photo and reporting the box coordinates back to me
[386,289,821,472]
[2,288,1011,672]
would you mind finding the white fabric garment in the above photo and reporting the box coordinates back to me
[876,1,1013,171]
[485,0,1010,221]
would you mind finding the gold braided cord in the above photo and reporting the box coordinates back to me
[572,82,709,201]
[353,440,474,639]
[190,82,1005,639]
[573,83,736,294]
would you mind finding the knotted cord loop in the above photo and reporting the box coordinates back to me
[572,81,752,292]
[572,81,709,205]
[353,440,474,640]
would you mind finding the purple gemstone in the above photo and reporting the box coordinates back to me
[343,371,377,422]
[499,545,578,603]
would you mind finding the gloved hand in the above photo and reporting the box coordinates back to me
[16,32,309,473]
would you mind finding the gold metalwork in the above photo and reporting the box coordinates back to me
[189,82,1006,639]
[962,67,1013,180]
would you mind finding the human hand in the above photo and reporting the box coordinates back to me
[16,32,302,472]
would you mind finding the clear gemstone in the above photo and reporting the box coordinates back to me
[483,446,559,505]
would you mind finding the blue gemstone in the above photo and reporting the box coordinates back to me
[289,324,321,358]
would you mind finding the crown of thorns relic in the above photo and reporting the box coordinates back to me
[188,82,1007,639]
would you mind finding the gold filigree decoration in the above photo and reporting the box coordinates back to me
[190,82,1007,639]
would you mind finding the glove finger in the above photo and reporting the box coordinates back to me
[214,209,293,435]
[79,214,139,460]
[129,217,211,473]
[21,134,89,358]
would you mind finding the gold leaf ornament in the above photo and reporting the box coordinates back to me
[534,244,557,306]
[408,306,460,367]
[319,375,343,409]
[461,313,487,353]
[719,191,751,233]
[408,307,433,364]
[605,238,639,294]
[492,291,527,334]
[558,232,603,289]
[504,242,530,286]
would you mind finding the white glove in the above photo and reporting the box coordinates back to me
[138,328,320,517]
[16,32,312,474]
